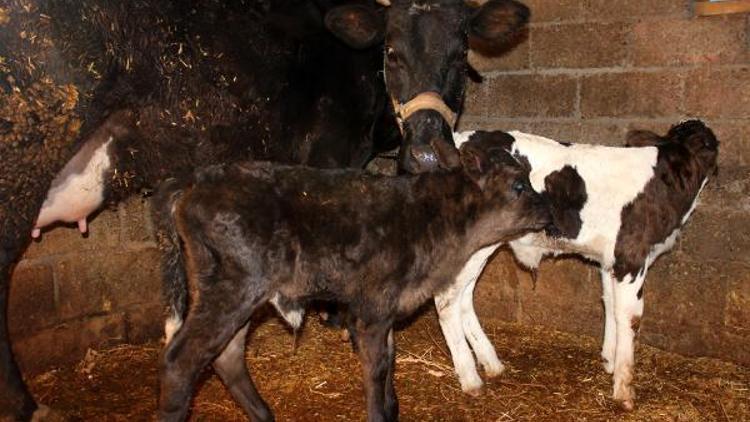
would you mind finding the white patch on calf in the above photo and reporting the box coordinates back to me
[34,136,114,235]
[452,131,475,148]
[164,314,183,345]
[270,293,304,330]
[508,131,658,267]
[508,233,548,270]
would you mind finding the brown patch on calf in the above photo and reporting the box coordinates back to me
[613,121,718,280]
[541,165,587,239]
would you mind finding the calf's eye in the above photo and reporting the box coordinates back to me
[512,179,526,194]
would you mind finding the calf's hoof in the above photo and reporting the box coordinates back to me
[463,385,483,398]
[483,361,505,378]
[613,384,636,411]
[601,357,615,374]
[30,405,66,422]
[458,374,484,397]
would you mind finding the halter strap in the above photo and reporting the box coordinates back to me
[391,92,457,134]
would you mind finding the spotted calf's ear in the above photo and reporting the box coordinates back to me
[325,5,384,49]
[467,0,530,54]
[625,130,663,147]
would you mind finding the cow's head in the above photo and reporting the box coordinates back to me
[326,0,529,174]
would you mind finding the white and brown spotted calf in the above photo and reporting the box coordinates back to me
[435,120,718,410]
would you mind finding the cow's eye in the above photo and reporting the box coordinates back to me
[512,179,526,194]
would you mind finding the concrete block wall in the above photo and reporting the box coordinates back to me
[467,1,750,365]
[8,198,163,371]
[7,0,750,373]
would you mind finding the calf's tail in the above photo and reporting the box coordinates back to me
[151,177,189,344]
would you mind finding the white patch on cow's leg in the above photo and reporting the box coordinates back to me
[600,269,616,374]
[164,313,183,345]
[612,271,646,411]
[435,284,483,395]
[460,276,504,378]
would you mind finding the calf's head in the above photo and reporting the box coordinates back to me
[326,0,530,174]
[627,120,719,180]
[459,135,551,242]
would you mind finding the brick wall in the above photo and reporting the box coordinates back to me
[8,198,163,371]
[466,1,750,365]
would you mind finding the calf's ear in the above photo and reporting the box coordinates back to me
[467,0,530,54]
[625,130,662,147]
[459,145,489,188]
[325,5,384,49]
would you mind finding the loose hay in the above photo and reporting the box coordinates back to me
[28,310,750,421]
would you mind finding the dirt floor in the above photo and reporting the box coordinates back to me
[29,309,750,421]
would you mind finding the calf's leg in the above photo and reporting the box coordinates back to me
[355,320,394,422]
[611,270,646,411]
[435,285,483,395]
[434,245,500,394]
[600,269,616,374]
[460,276,504,377]
[159,290,267,422]
[213,322,273,421]
[383,329,398,421]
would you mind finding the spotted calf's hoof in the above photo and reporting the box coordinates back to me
[463,384,483,398]
[613,381,636,411]
[482,360,506,378]
[458,371,484,396]
[601,356,615,374]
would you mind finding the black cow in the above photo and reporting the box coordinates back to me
[376,0,530,173]
[156,138,550,421]
[0,1,394,418]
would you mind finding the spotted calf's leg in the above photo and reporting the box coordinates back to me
[213,322,273,422]
[611,270,646,411]
[600,269,617,374]
[435,283,483,395]
[460,276,504,378]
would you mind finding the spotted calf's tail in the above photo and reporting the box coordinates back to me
[151,177,190,345]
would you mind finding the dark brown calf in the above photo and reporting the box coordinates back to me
[157,138,550,421]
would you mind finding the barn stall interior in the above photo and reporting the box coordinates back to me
[3,0,750,420]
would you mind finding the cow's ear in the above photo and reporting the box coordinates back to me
[625,130,662,147]
[467,0,529,54]
[325,5,384,49]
